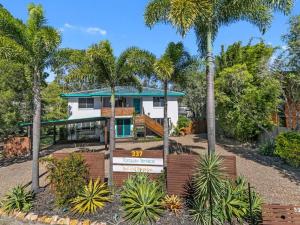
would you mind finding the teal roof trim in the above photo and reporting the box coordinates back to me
[61,87,185,98]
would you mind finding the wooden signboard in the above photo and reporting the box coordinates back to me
[262,204,300,224]
[113,149,163,187]
[167,154,237,196]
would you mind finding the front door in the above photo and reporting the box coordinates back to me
[133,98,141,114]
[116,119,131,137]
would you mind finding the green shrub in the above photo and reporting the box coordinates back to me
[120,173,164,225]
[42,153,89,206]
[177,115,191,129]
[188,154,262,224]
[259,140,275,156]
[2,185,34,213]
[275,131,300,167]
[71,179,111,215]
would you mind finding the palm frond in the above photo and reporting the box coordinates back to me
[144,0,171,27]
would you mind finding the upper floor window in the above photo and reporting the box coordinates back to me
[78,98,94,109]
[153,97,164,107]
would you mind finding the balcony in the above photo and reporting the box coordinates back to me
[101,107,135,117]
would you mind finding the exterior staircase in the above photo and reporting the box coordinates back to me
[135,115,164,137]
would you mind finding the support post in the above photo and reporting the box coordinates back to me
[53,125,56,145]
[104,121,108,150]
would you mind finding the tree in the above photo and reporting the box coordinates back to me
[0,4,61,191]
[71,40,155,185]
[144,0,293,153]
[154,42,194,163]
[41,81,68,121]
[273,15,300,129]
[215,64,281,140]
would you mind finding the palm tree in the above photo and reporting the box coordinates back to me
[80,41,155,185]
[154,42,194,165]
[144,0,294,154]
[0,4,61,192]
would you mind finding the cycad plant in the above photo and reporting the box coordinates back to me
[71,179,111,215]
[120,173,165,225]
[2,185,34,213]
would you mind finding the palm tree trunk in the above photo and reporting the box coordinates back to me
[31,68,41,192]
[206,28,216,154]
[163,80,169,167]
[108,87,116,186]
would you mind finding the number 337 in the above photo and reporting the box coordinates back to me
[131,150,143,157]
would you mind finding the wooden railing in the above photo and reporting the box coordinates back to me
[135,115,164,137]
[101,107,134,117]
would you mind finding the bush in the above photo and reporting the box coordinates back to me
[259,140,275,156]
[120,173,164,225]
[2,185,34,213]
[188,154,262,224]
[275,131,300,167]
[42,153,89,206]
[177,115,191,129]
[162,195,183,215]
[71,179,111,215]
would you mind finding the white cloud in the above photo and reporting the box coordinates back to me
[85,27,107,35]
[281,45,288,50]
[61,23,107,36]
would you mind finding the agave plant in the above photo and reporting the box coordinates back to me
[162,195,183,215]
[2,185,34,213]
[71,179,111,215]
[120,173,164,225]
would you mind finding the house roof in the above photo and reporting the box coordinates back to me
[60,86,185,98]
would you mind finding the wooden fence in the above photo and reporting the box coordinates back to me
[167,154,237,195]
[262,204,300,224]
[52,152,105,181]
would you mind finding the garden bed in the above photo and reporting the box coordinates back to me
[32,187,194,225]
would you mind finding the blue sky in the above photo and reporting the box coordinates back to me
[2,0,300,81]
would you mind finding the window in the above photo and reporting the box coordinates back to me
[78,98,94,109]
[153,97,164,107]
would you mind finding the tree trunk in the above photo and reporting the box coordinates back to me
[108,87,115,186]
[206,28,216,154]
[163,80,169,167]
[31,68,41,192]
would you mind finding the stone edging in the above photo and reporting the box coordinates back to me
[0,208,106,225]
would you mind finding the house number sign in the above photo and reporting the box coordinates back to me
[113,150,164,174]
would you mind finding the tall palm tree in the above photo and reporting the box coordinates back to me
[154,42,194,165]
[144,0,294,154]
[79,40,155,185]
[0,4,61,192]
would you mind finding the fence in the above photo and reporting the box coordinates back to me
[262,204,300,224]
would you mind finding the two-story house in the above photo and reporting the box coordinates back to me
[61,86,184,141]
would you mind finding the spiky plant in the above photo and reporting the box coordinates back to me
[2,185,34,213]
[120,173,164,225]
[162,195,183,215]
[71,179,111,215]
[193,154,225,205]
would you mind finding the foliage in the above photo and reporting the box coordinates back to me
[120,173,164,225]
[42,153,89,206]
[177,115,191,129]
[2,185,34,213]
[162,195,183,215]
[171,126,185,136]
[189,154,262,224]
[216,41,274,76]
[41,81,67,120]
[71,179,111,215]
[259,140,275,156]
[275,131,300,167]
[215,63,281,140]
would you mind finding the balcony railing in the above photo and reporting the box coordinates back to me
[101,107,135,117]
